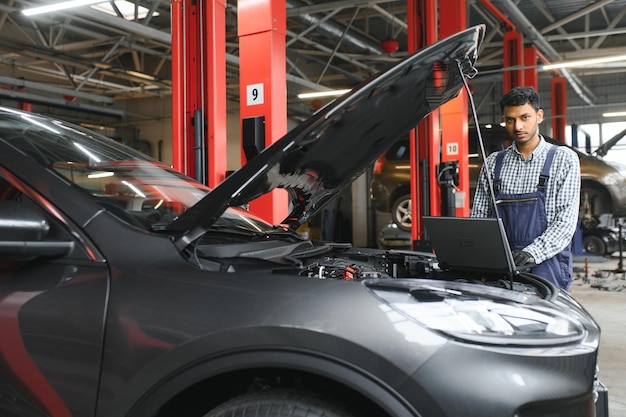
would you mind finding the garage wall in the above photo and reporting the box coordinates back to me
[128,96,301,174]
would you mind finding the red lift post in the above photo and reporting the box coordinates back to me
[238,0,288,225]
[439,0,469,218]
[171,0,227,188]
[503,30,524,92]
[407,0,468,248]
[551,76,567,141]
[407,0,438,247]
[524,45,539,89]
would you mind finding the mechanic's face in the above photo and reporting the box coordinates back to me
[502,102,543,148]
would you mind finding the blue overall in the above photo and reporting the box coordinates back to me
[494,146,572,290]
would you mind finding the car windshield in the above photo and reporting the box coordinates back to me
[0,107,273,233]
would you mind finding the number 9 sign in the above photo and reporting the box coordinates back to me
[246,83,265,106]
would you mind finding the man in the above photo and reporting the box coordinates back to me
[471,86,580,291]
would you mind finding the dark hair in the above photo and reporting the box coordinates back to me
[500,86,541,113]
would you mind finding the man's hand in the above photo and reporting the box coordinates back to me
[512,250,535,266]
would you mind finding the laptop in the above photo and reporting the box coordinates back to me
[422,216,527,275]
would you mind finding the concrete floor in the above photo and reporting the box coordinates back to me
[570,254,626,417]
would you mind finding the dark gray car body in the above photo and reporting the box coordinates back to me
[0,26,603,417]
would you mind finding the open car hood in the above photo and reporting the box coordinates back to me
[167,25,485,243]
[593,127,626,157]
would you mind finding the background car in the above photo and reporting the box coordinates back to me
[581,214,626,256]
[371,125,626,233]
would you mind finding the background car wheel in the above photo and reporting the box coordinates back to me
[583,235,606,256]
[205,390,355,417]
[391,194,412,232]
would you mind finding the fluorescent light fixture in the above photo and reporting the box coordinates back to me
[297,89,351,99]
[91,0,159,20]
[603,111,626,118]
[23,0,104,16]
[125,70,157,81]
[543,54,626,70]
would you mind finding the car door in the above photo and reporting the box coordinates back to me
[0,170,109,417]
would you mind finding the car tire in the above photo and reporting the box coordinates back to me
[205,390,355,417]
[583,235,606,256]
[391,194,412,232]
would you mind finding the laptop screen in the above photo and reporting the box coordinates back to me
[423,216,517,274]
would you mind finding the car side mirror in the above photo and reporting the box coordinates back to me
[0,200,74,261]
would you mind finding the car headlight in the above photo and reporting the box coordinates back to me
[366,279,586,346]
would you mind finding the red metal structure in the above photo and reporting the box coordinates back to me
[524,45,539,89]
[238,0,288,225]
[503,30,524,92]
[439,0,469,218]
[551,76,567,141]
[479,0,539,91]
[407,0,438,246]
[407,0,468,248]
[171,0,227,188]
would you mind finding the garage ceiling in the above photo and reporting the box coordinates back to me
[1,0,626,127]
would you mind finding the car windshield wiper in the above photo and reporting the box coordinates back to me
[260,225,304,240]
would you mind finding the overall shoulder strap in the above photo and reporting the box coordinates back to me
[493,150,506,192]
[538,145,558,187]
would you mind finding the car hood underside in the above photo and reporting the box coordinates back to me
[167,25,485,244]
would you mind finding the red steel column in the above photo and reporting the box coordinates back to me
[439,0,468,217]
[204,0,228,187]
[503,30,524,92]
[407,0,439,245]
[171,0,227,187]
[551,76,567,141]
[524,45,538,90]
[171,0,185,172]
[238,0,288,224]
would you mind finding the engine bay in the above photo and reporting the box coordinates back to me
[192,239,553,299]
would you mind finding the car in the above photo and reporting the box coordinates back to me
[581,214,626,256]
[583,226,626,256]
[371,125,626,232]
[0,26,605,417]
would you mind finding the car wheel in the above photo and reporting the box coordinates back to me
[391,194,412,232]
[205,390,355,417]
[583,235,606,256]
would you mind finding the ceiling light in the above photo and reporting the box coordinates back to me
[602,111,626,118]
[91,0,159,20]
[297,89,351,99]
[543,54,626,70]
[125,70,157,81]
[22,0,104,16]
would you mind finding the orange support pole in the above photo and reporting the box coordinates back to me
[551,76,567,142]
[238,0,288,224]
[171,0,227,187]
